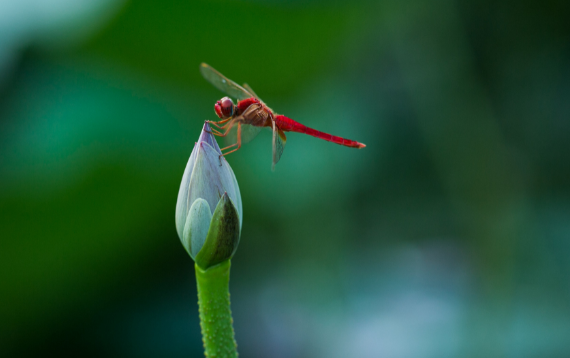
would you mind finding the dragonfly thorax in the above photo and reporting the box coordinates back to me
[214,97,236,119]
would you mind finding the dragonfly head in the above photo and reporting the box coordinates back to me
[214,97,235,119]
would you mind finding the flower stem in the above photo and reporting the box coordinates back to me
[195,260,238,358]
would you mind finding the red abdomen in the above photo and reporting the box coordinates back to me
[274,115,365,149]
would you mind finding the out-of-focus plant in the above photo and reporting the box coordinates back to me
[175,122,242,357]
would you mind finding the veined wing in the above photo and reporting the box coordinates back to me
[271,119,287,171]
[243,83,262,102]
[200,63,253,101]
[243,83,275,112]
[223,121,263,147]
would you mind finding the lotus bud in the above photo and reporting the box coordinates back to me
[175,122,242,269]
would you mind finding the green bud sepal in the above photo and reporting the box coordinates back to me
[183,192,240,269]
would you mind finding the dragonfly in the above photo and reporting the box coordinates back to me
[200,63,366,170]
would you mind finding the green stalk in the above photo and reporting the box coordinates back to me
[195,260,238,358]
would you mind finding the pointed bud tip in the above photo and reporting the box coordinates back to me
[197,121,221,154]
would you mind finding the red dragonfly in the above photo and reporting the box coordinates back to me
[200,63,366,169]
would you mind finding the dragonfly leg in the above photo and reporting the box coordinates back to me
[206,123,231,137]
[207,119,233,130]
[207,116,243,136]
[219,142,238,153]
[208,127,225,136]
[217,123,242,165]
[205,119,234,137]
[207,117,232,126]
[211,119,240,138]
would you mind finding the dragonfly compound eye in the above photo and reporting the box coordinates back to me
[215,97,235,119]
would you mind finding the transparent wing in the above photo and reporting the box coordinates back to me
[222,122,263,147]
[200,63,253,101]
[243,83,275,112]
[271,120,287,171]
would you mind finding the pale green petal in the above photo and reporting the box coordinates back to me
[181,198,212,259]
[175,144,196,239]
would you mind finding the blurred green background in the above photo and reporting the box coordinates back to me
[1,0,569,357]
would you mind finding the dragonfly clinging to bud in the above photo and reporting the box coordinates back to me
[200,63,366,170]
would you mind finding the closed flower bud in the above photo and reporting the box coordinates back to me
[175,123,242,269]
